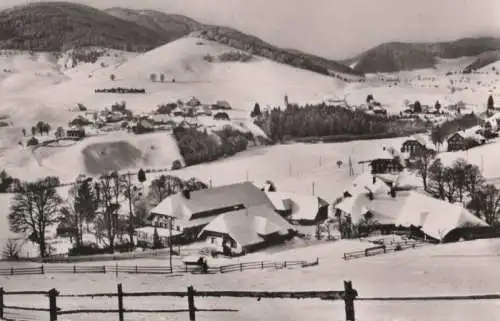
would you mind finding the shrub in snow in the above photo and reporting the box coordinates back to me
[171,160,183,170]
[26,137,39,146]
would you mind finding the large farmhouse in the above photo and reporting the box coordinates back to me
[148,182,295,254]
[335,183,487,242]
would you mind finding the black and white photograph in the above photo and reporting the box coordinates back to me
[0,0,500,320]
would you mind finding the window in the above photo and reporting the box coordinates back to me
[210,237,216,244]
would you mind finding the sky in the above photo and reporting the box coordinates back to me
[1,0,500,59]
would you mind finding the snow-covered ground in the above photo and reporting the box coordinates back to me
[1,239,500,321]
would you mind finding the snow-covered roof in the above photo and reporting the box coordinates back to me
[345,172,391,197]
[265,192,329,221]
[199,204,292,247]
[411,134,436,151]
[335,190,487,240]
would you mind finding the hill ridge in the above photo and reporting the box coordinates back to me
[348,36,500,73]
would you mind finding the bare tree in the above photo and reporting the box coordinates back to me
[2,238,23,260]
[8,176,62,257]
[94,172,122,251]
[120,173,143,246]
[411,149,435,191]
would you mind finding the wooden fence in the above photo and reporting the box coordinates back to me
[0,281,358,321]
[343,242,427,260]
[0,258,319,277]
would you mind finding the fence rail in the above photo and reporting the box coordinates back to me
[343,242,427,260]
[0,281,358,321]
[0,258,319,277]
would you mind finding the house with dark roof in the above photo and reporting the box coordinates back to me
[447,128,486,152]
[401,134,436,159]
[148,182,292,245]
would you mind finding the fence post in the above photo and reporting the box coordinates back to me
[0,287,4,319]
[261,261,264,269]
[115,263,118,278]
[136,265,138,274]
[343,281,357,321]
[73,265,76,274]
[48,288,59,321]
[383,245,387,254]
[284,261,287,268]
[103,265,106,274]
[117,283,124,321]
[41,265,45,274]
[10,267,13,276]
[240,263,243,272]
[187,286,196,321]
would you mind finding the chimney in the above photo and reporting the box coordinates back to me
[182,189,191,199]
[390,182,396,198]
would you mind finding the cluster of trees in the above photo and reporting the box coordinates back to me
[68,49,105,68]
[0,170,20,193]
[95,88,146,94]
[6,170,208,258]
[255,103,427,142]
[22,121,52,137]
[410,152,500,225]
[173,126,250,166]
[218,51,253,62]
[150,73,174,83]
[196,27,362,78]
[250,103,262,118]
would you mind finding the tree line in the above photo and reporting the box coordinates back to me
[95,88,146,94]
[255,103,428,142]
[5,171,208,258]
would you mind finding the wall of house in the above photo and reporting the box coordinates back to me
[203,231,242,255]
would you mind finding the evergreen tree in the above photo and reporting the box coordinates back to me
[250,103,262,117]
[487,95,494,110]
[137,168,146,183]
[152,227,163,249]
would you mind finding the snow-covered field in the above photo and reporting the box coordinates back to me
[1,239,500,321]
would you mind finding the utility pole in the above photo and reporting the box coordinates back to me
[168,216,173,270]
[126,172,134,248]
[312,182,315,196]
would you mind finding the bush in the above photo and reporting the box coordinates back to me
[68,244,111,256]
[203,54,214,62]
[171,160,183,170]
[26,137,39,146]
